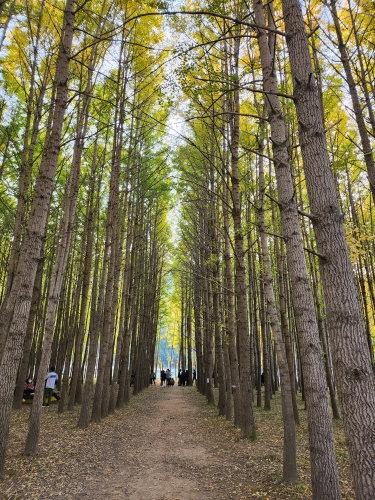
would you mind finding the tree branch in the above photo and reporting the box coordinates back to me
[122,11,287,38]
[298,209,318,221]
[304,247,326,260]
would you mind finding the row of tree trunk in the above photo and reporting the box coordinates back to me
[174,1,375,499]
[0,0,170,478]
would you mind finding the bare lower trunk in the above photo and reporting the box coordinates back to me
[222,180,240,425]
[203,270,215,405]
[77,252,101,429]
[116,218,135,409]
[12,245,45,409]
[257,117,297,482]
[230,33,255,438]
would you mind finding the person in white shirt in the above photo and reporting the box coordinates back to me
[43,366,58,407]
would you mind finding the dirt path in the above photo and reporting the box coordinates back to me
[3,383,355,499]
[4,385,253,500]
[76,384,239,500]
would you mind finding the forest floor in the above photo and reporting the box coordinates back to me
[2,384,355,499]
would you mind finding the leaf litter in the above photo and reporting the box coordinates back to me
[2,385,355,499]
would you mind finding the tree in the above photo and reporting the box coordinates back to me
[0,0,76,477]
[281,0,375,496]
[252,0,341,495]
[256,111,297,482]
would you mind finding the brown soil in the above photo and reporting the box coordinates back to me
[2,384,355,499]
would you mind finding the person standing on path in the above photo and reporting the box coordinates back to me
[165,368,172,387]
[43,366,58,407]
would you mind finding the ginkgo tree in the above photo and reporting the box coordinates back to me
[0,0,375,497]
[0,0,173,477]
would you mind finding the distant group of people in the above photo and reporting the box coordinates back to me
[178,369,189,386]
[22,366,60,406]
[159,369,174,386]
[148,368,197,387]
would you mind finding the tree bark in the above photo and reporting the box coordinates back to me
[0,0,76,476]
[222,169,240,425]
[281,0,375,497]
[257,117,297,482]
[253,0,341,496]
[329,0,375,203]
[229,32,255,438]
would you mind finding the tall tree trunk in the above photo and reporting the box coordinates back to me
[193,279,204,395]
[0,0,48,361]
[274,229,299,424]
[257,117,297,482]
[91,115,123,420]
[77,247,101,429]
[229,32,255,438]
[203,267,215,405]
[25,37,91,452]
[187,301,193,386]
[281,0,375,496]
[329,0,375,203]
[66,60,98,411]
[259,261,271,410]
[116,208,135,408]
[12,237,45,409]
[213,244,226,416]
[0,0,76,477]
[253,0,341,496]
[222,168,240,425]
